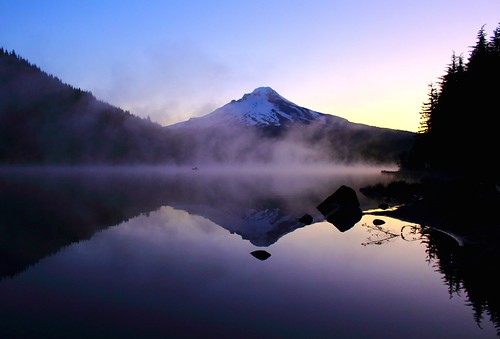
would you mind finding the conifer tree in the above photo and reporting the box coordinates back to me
[402,23,500,181]
[468,25,488,67]
[489,24,500,54]
[418,83,438,134]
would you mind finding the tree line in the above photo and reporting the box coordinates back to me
[400,23,500,181]
[0,47,413,166]
[0,48,175,164]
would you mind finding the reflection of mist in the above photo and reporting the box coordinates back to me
[0,166,391,278]
[1,174,496,338]
[121,205,223,239]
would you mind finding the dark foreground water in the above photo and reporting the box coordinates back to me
[0,166,497,338]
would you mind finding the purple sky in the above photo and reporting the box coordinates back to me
[1,1,499,131]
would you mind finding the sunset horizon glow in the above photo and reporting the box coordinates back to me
[1,1,499,132]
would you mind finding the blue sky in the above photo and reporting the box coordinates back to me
[1,1,499,131]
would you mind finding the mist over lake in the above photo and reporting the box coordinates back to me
[1,3,499,337]
[0,165,497,338]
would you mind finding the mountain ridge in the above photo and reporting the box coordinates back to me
[0,48,172,164]
[0,48,415,165]
[168,86,350,129]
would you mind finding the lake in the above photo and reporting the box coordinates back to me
[0,165,498,338]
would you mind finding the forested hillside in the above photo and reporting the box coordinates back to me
[0,48,172,164]
[0,48,414,166]
[402,23,500,180]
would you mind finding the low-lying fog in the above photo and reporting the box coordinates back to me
[0,162,397,175]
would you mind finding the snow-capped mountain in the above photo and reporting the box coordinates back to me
[164,86,415,165]
[169,87,348,129]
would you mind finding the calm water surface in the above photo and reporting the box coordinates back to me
[0,166,497,338]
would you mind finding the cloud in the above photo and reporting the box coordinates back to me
[89,42,240,126]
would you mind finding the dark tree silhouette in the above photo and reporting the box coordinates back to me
[418,83,439,134]
[0,47,414,165]
[0,48,174,164]
[402,23,500,181]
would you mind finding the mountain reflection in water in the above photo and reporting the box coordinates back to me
[0,165,391,278]
[0,166,498,338]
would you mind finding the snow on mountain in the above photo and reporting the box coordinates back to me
[171,202,313,247]
[169,87,348,129]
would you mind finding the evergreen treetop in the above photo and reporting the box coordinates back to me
[402,22,500,181]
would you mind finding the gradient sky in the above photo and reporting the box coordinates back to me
[1,1,499,132]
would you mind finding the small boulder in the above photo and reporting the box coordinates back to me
[317,185,362,232]
[298,214,314,225]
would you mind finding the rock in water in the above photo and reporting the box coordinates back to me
[317,185,362,232]
[298,214,314,225]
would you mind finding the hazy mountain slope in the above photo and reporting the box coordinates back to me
[0,49,172,164]
[0,48,414,166]
[166,87,415,165]
[169,87,338,128]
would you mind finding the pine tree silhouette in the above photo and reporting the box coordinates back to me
[402,23,500,181]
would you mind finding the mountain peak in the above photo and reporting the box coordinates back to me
[169,86,336,129]
[249,86,278,96]
[237,86,286,105]
[224,86,326,127]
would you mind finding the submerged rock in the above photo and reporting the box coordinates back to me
[317,185,362,232]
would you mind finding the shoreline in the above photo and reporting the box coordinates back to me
[362,169,500,249]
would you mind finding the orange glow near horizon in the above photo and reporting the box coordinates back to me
[1,1,498,132]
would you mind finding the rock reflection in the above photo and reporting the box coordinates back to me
[0,166,387,279]
[317,185,362,232]
[250,250,271,261]
[0,167,498,335]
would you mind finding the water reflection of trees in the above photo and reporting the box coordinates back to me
[361,220,500,336]
[0,169,175,279]
[424,228,500,336]
[0,168,369,278]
